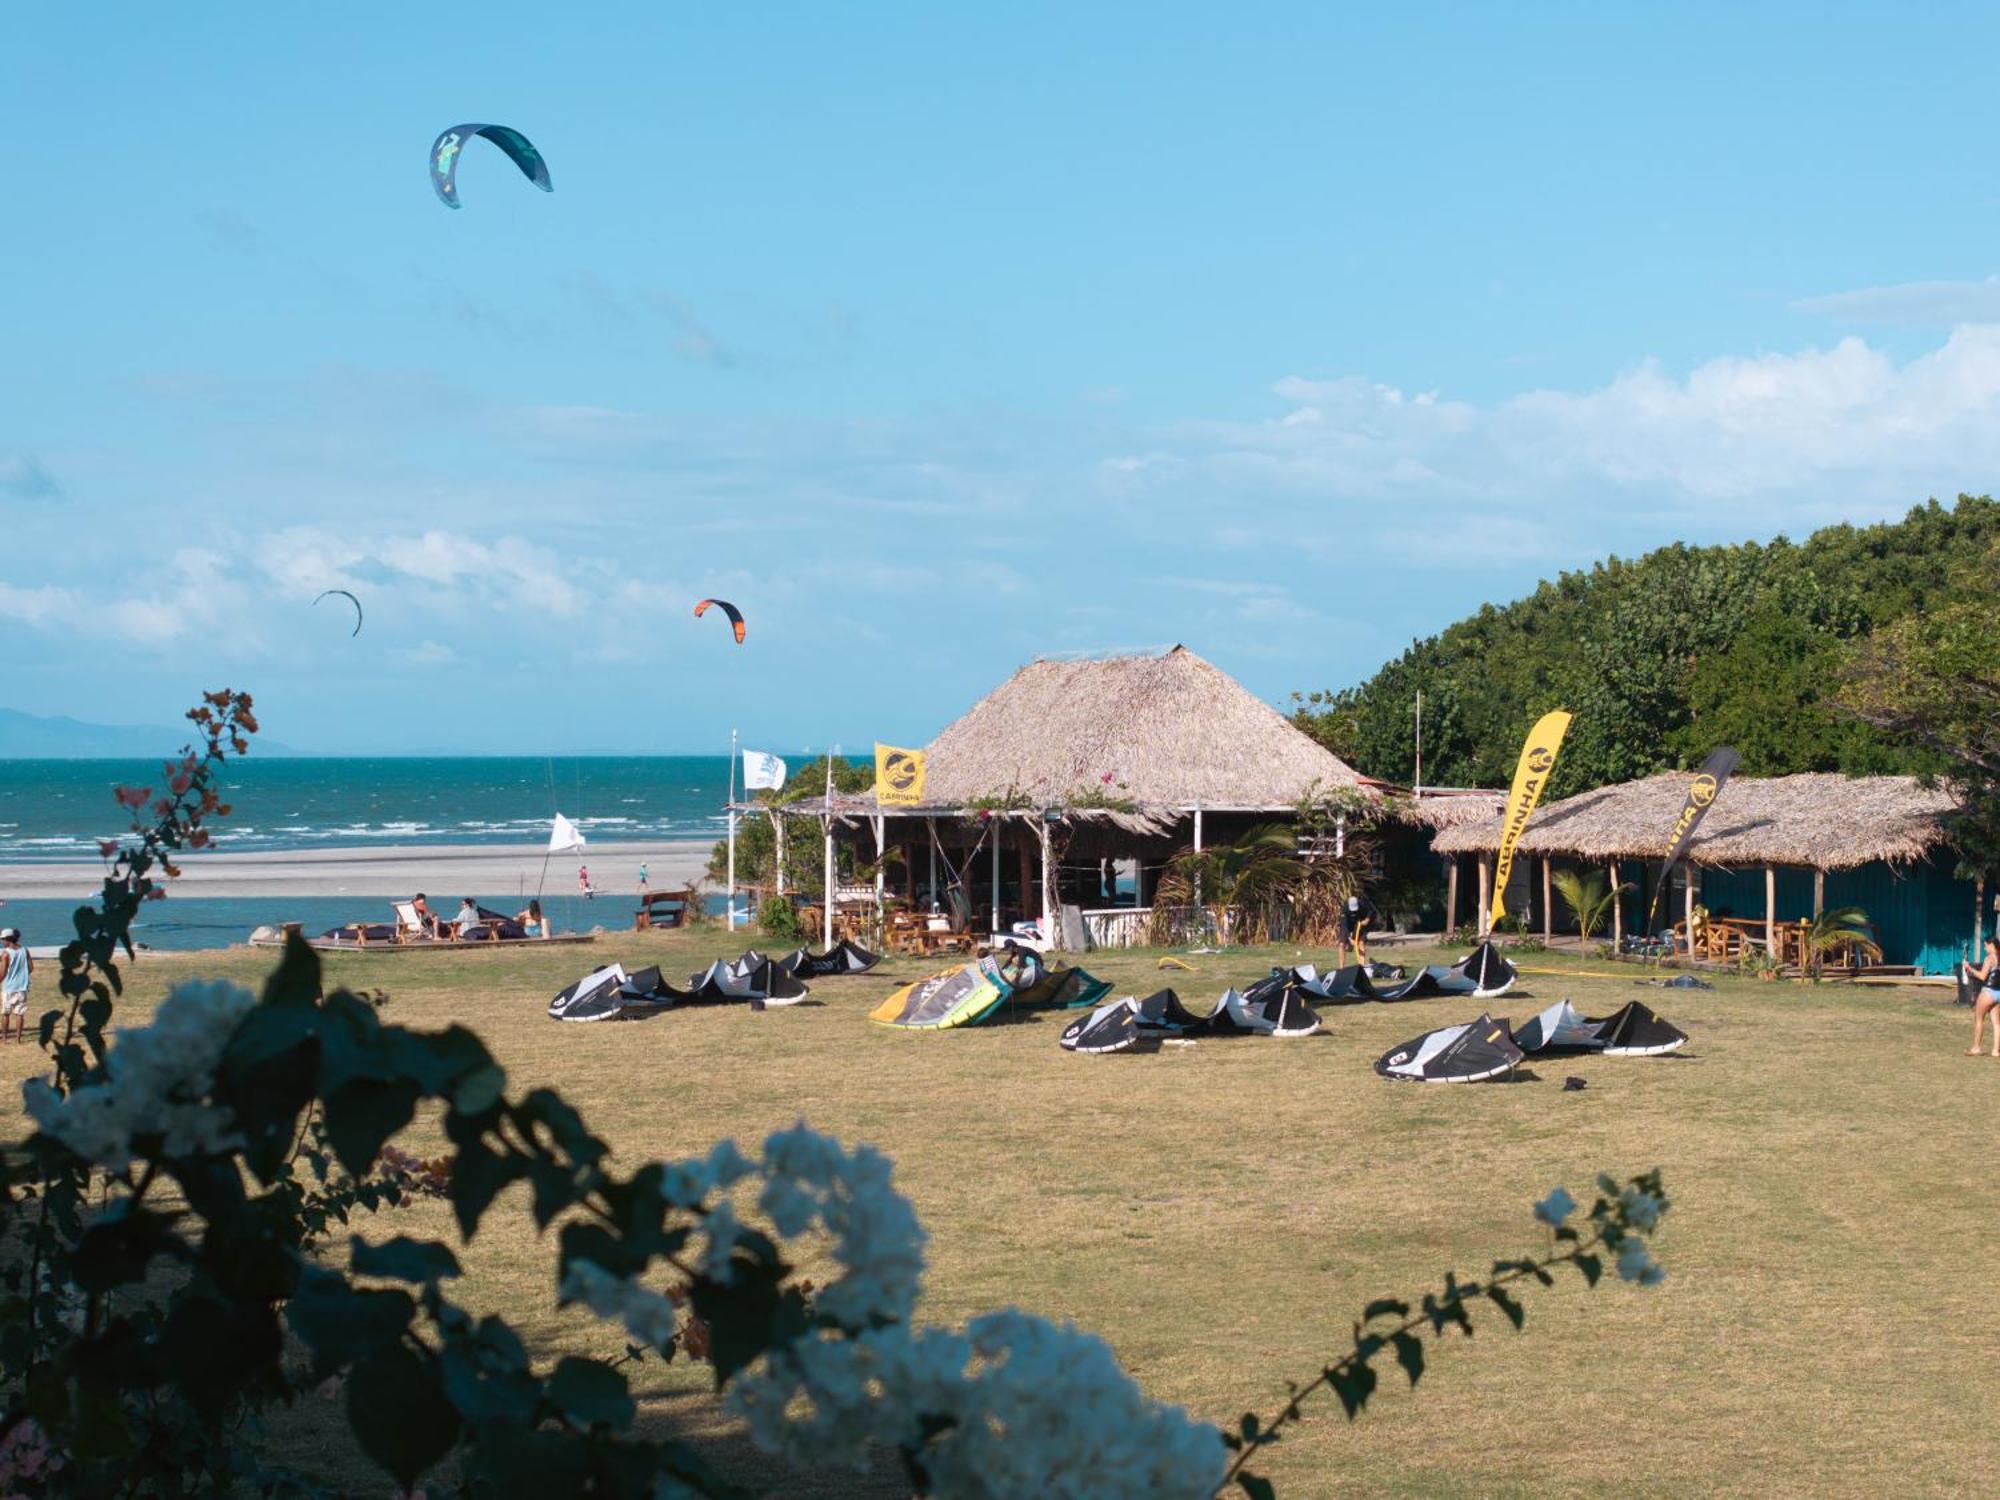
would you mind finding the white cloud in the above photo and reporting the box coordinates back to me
[1176,326,2000,524]
[0,452,60,498]
[1793,277,2000,326]
[393,639,458,667]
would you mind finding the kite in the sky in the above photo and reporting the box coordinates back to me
[314,589,363,636]
[694,599,745,644]
[429,124,553,209]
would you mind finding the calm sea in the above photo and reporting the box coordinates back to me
[0,756,782,951]
[0,756,765,861]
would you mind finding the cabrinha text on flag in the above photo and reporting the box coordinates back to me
[874,744,927,807]
[1490,709,1572,928]
[1643,745,1741,931]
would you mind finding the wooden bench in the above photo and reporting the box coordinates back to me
[635,886,700,931]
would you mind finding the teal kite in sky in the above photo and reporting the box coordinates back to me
[429,123,552,209]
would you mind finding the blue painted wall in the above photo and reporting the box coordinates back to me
[1698,858,1973,975]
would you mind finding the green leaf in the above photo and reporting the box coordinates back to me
[1576,1252,1603,1287]
[260,931,324,1011]
[347,1343,460,1489]
[547,1355,637,1432]
[1361,1297,1409,1322]
[1486,1285,1525,1330]
[286,1267,415,1374]
[1237,1474,1277,1500]
[1238,1412,1260,1440]
[1390,1330,1425,1388]
[352,1235,462,1284]
[71,1207,181,1292]
[527,1158,582,1229]
[688,1263,809,1387]
[321,1078,420,1177]
[1327,1360,1378,1420]
[451,1138,528,1241]
[463,1426,593,1499]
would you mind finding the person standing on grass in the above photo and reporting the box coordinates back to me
[1,929,32,1044]
[1337,892,1378,968]
[1968,936,2000,1057]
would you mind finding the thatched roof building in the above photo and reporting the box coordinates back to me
[1431,772,1956,871]
[914,646,1363,814]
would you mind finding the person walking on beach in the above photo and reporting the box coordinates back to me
[1968,936,2000,1057]
[578,864,594,900]
[1,929,32,1043]
[638,861,650,894]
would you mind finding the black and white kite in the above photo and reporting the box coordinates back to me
[1514,998,1687,1056]
[548,963,682,1023]
[778,940,881,978]
[1375,1013,1523,1083]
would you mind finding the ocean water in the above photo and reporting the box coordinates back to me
[0,892,731,955]
[0,756,763,861]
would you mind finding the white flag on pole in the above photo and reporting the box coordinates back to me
[549,812,587,854]
[742,750,788,791]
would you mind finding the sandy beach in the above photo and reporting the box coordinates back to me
[0,840,713,901]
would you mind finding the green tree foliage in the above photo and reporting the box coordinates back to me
[705,755,874,898]
[1293,496,1997,794]
[1837,534,2000,876]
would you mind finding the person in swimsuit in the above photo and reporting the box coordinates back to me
[1968,936,2000,1057]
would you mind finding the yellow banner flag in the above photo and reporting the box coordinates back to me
[1490,709,1572,928]
[874,744,927,807]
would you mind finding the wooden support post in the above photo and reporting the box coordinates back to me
[990,825,1001,935]
[1476,855,1493,937]
[872,816,886,927]
[773,812,787,897]
[1765,864,1777,953]
[1445,859,1459,935]
[1541,858,1554,943]
[1684,869,1696,959]
[1610,861,1622,949]
[1813,867,1825,918]
[1038,819,1055,943]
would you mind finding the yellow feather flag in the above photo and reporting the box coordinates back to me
[874,744,927,807]
[1490,709,1572,928]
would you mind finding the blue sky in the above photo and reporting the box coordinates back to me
[7,3,2000,753]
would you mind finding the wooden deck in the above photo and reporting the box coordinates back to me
[251,932,598,955]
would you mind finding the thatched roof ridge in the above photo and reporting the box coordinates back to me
[1397,790,1506,830]
[1430,772,1957,870]
[911,646,1365,813]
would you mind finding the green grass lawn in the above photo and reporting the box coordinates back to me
[4,930,1991,1497]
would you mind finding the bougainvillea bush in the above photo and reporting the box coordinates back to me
[0,695,1670,1497]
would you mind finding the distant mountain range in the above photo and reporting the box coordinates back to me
[0,708,296,759]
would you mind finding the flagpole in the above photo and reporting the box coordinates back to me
[727,728,738,930]
[824,746,837,951]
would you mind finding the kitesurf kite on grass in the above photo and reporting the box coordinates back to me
[694,598,746,644]
[429,124,553,208]
[313,589,362,636]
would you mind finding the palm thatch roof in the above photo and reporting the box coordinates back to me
[1430,772,1957,871]
[1398,790,1507,831]
[782,646,1361,824]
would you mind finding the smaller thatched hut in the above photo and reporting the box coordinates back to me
[1431,772,1970,973]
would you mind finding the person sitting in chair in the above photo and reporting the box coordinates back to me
[515,898,549,939]
[410,893,442,939]
[453,898,483,939]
